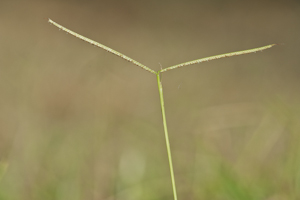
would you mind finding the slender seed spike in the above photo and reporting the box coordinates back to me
[159,44,277,73]
[48,19,157,75]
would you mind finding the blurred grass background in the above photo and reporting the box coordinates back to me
[0,0,300,199]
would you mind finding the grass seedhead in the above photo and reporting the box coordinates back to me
[48,18,276,200]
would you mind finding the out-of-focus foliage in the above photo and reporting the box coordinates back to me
[0,0,299,199]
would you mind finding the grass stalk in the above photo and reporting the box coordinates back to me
[157,73,178,200]
[48,18,276,200]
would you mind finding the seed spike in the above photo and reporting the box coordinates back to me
[48,19,157,75]
[159,44,277,73]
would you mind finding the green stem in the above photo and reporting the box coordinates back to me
[157,72,178,200]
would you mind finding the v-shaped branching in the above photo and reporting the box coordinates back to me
[48,19,276,75]
[48,18,277,200]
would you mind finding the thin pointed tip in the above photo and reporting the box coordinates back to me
[275,43,285,46]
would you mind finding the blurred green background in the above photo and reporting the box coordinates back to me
[1,0,300,199]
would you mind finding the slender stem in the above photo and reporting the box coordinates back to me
[157,73,178,200]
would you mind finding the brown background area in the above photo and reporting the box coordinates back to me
[0,0,300,200]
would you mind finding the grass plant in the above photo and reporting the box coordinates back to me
[48,18,276,200]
